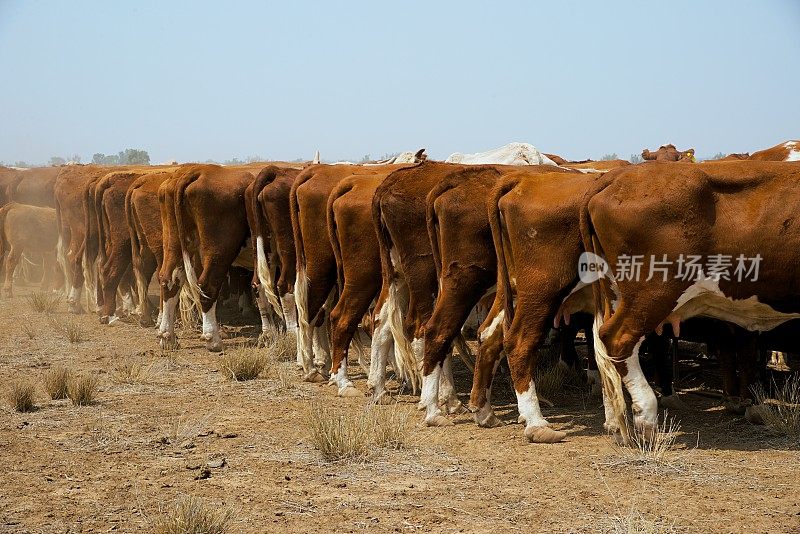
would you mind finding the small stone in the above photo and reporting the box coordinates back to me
[207,457,226,469]
[194,467,211,480]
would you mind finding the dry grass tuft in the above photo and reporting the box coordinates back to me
[27,292,62,314]
[308,401,373,461]
[260,325,297,362]
[5,380,36,412]
[220,347,268,381]
[370,403,413,450]
[603,416,683,473]
[307,402,413,461]
[51,318,87,343]
[604,508,679,534]
[110,358,151,384]
[43,366,72,399]
[275,362,296,392]
[752,374,800,441]
[21,321,37,340]
[152,494,234,534]
[67,373,99,406]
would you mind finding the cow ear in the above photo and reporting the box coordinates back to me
[414,148,427,160]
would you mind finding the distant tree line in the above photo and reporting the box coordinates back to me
[92,149,150,165]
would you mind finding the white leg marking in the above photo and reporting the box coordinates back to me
[516,379,549,429]
[621,338,658,435]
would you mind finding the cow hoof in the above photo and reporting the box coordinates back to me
[159,336,179,351]
[659,393,690,411]
[107,315,120,326]
[524,426,566,443]
[206,340,223,353]
[634,421,657,444]
[745,404,769,426]
[724,397,752,415]
[371,391,395,405]
[425,414,453,427]
[474,410,503,428]
[139,317,155,328]
[99,315,109,325]
[339,386,363,398]
[200,333,212,341]
[443,398,465,415]
[304,370,326,383]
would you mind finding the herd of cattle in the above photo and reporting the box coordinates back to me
[1,139,799,444]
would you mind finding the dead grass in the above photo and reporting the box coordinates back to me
[604,508,679,533]
[21,321,37,340]
[5,380,36,412]
[67,373,99,406]
[308,401,373,461]
[220,347,268,381]
[602,416,683,473]
[26,292,62,314]
[307,402,413,461]
[43,366,72,399]
[151,494,234,534]
[260,325,297,362]
[370,403,413,450]
[110,357,152,384]
[752,374,800,441]
[51,317,87,343]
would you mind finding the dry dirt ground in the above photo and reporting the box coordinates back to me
[1,285,799,533]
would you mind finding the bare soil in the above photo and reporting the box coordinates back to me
[1,285,799,533]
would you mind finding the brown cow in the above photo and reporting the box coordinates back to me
[291,163,418,381]
[245,166,301,340]
[126,170,176,326]
[94,170,149,323]
[325,168,416,395]
[0,203,60,296]
[8,166,62,207]
[641,144,695,162]
[748,140,800,162]
[474,170,601,441]
[583,161,800,442]
[369,162,480,404]
[54,165,119,313]
[171,164,257,351]
[156,172,185,349]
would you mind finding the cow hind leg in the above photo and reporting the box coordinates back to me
[328,288,375,398]
[3,248,21,298]
[469,310,505,428]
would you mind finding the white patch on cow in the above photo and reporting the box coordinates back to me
[389,246,401,270]
[201,302,218,338]
[158,293,180,348]
[445,142,557,166]
[329,358,354,393]
[255,236,283,318]
[255,285,272,332]
[480,309,504,343]
[384,279,420,392]
[667,278,800,332]
[438,354,462,414]
[293,265,314,373]
[368,300,394,397]
[121,291,136,315]
[516,379,549,429]
[419,363,443,423]
[622,338,658,434]
[784,141,800,161]
[312,321,332,376]
[181,252,206,311]
[280,293,298,331]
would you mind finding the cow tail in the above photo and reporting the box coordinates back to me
[81,179,98,305]
[0,203,12,283]
[327,181,353,294]
[173,170,204,311]
[372,184,420,393]
[289,169,315,371]
[252,167,283,319]
[488,178,520,329]
[125,178,148,316]
[579,176,628,440]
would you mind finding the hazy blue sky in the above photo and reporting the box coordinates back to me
[1,0,798,164]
